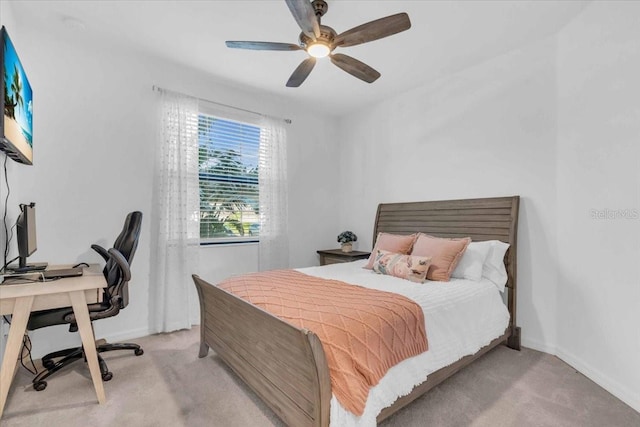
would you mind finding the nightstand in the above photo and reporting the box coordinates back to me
[317,249,371,266]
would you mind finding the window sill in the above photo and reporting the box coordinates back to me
[200,239,259,247]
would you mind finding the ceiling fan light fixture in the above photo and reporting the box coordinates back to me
[307,42,331,58]
[226,1,412,87]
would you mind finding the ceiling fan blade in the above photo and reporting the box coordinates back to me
[286,57,316,87]
[285,0,321,39]
[330,53,380,83]
[226,41,302,51]
[334,12,411,48]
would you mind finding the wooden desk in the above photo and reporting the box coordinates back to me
[0,266,107,418]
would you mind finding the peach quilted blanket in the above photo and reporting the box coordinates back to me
[218,269,428,416]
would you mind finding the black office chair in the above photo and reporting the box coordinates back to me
[27,211,143,391]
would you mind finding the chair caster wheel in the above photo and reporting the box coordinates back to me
[33,380,47,391]
[42,360,55,369]
[102,372,113,381]
[134,348,144,356]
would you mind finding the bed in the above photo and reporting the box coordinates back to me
[192,196,520,426]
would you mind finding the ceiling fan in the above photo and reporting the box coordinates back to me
[225,0,411,87]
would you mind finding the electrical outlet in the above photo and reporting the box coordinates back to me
[1,317,8,341]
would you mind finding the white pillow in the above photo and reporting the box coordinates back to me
[482,240,510,292]
[451,241,492,282]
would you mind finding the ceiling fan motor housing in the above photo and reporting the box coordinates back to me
[299,25,337,51]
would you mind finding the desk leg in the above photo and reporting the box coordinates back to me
[0,295,35,419]
[69,290,106,404]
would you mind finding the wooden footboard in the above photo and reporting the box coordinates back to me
[192,274,331,427]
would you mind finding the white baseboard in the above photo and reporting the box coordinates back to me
[100,327,151,345]
[521,336,557,355]
[556,347,640,414]
[521,336,638,413]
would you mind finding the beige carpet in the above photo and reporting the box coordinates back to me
[2,327,638,427]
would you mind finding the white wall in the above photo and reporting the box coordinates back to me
[556,1,640,412]
[336,0,639,412]
[1,3,340,357]
[336,35,560,352]
[0,0,20,365]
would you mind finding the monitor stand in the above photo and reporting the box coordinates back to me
[8,261,49,273]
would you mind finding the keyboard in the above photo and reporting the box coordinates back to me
[42,267,84,279]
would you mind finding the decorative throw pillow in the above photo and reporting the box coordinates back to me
[364,232,418,270]
[410,234,471,282]
[482,240,511,292]
[451,241,492,282]
[372,249,432,283]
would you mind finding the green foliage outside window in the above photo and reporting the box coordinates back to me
[198,116,260,240]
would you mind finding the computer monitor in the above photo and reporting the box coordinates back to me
[14,202,47,272]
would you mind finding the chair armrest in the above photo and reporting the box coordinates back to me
[107,248,131,282]
[64,248,131,325]
[91,244,110,262]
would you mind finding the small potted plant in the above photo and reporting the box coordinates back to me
[337,231,357,253]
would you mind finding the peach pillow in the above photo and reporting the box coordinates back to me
[364,232,417,269]
[372,249,432,283]
[411,234,471,281]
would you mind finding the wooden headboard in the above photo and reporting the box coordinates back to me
[372,196,520,348]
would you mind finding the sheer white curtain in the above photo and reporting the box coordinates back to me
[149,90,201,333]
[258,117,289,271]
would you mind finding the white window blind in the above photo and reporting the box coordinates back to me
[198,114,261,242]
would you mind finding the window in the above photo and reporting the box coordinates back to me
[198,114,261,243]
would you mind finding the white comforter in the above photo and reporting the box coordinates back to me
[296,260,510,427]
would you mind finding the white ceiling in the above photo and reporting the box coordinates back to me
[9,0,589,115]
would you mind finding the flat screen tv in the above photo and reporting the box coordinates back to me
[1,26,33,165]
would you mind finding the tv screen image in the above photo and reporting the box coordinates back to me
[1,26,33,165]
